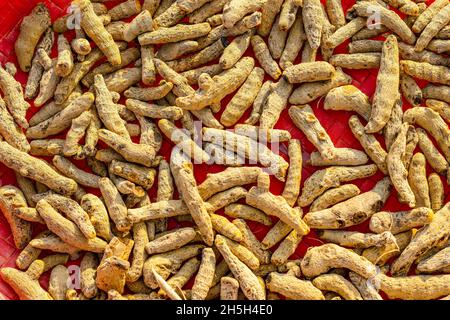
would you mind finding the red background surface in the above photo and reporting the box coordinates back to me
[0,0,448,300]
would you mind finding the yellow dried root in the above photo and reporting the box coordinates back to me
[220,276,239,300]
[80,194,113,242]
[0,264,53,300]
[203,128,288,180]
[349,115,388,174]
[349,271,383,300]
[139,22,211,45]
[191,248,216,300]
[98,129,156,167]
[224,204,272,226]
[259,77,293,129]
[0,142,78,195]
[403,107,450,162]
[416,246,450,274]
[425,99,450,123]
[267,272,325,300]
[146,227,197,255]
[222,0,265,29]
[176,57,254,110]
[0,186,32,249]
[301,243,378,278]
[408,153,431,208]
[109,160,156,190]
[310,184,360,212]
[62,111,92,157]
[284,61,335,84]
[329,53,381,69]
[270,229,303,266]
[143,244,204,289]
[280,12,306,70]
[39,193,96,240]
[97,177,131,232]
[308,148,369,167]
[353,2,416,44]
[125,81,173,102]
[370,207,433,235]
[220,30,252,70]
[207,187,247,212]
[365,35,400,133]
[36,199,106,253]
[302,0,324,50]
[246,174,309,236]
[52,156,100,189]
[289,104,336,160]
[423,84,450,104]
[55,34,74,77]
[76,0,121,66]
[303,177,391,229]
[14,3,51,72]
[298,164,378,207]
[317,230,397,250]
[0,66,30,129]
[0,97,29,152]
[215,235,265,300]
[82,48,141,87]
[181,64,223,86]
[386,123,416,207]
[378,273,450,300]
[27,92,94,139]
[281,140,302,207]
[268,16,288,60]
[428,174,444,212]
[79,252,99,299]
[415,3,450,52]
[220,67,264,127]
[289,67,352,105]
[324,17,366,50]
[401,60,450,87]
[348,39,383,54]
[170,151,214,245]
[391,202,450,276]
[96,237,134,294]
[324,85,372,120]
[48,265,69,300]
[251,35,281,80]
[312,273,363,300]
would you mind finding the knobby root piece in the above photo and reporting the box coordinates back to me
[349,272,383,300]
[391,203,450,276]
[369,207,433,235]
[170,151,214,245]
[139,23,211,45]
[349,115,388,174]
[0,186,32,249]
[303,177,391,229]
[403,107,450,162]
[280,12,306,70]
[56,34,74,77]
[324,85,371,120]
[379,273,450,300]
[80,194,113,242]
[401,60,450,86]
[298,165,378,207]
[259,77,293,129]
[36,200,107,253]
[289,67,352,105]
[281,140,302,207]
[98,177,131,232]
[365,35,400,133]
[312,273,363,300]
[289,104,336,160]
[76,0,121,66]
[14,3,51,72]
[387,124,416,207]
[176,57,255,110]
[408,153,431,208]
[415,4,450,52]
[220,67,264,127]
[224,204,272,226]
[310,184,360,212]
[301,243,378,278]
[251,35,281,80]
[0,97,29,152]
[308,148,369,167]
[215,235,265,300]
[428,174,444,212]
[0,142,78,196]
[191,248,216,300]
[146,227,197,255]
[266,272,325,300]
[0,66,30,129]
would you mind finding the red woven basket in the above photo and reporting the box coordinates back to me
[0,0,447,300]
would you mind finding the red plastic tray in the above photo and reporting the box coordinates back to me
[0,0,448,300]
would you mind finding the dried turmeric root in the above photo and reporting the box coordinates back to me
[15,3,51,72]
